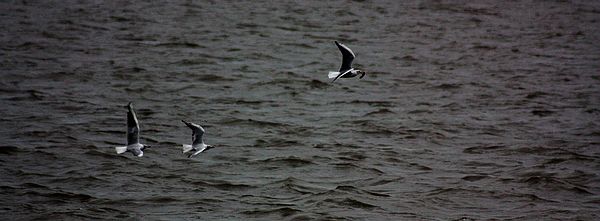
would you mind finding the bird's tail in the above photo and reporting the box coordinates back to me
[182,144,194,153]
[328,71,340,79]
[115,146,127,154]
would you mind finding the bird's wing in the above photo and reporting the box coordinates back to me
[335,41,355,72]
[182,120,205,146]
[331,68,354,83]
[126,102,140,145]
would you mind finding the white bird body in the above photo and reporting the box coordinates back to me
[182,120,214,158]
[116,143,144,157]
[183,143,210,157]
[329,68,360,79]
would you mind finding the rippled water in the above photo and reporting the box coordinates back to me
[1,0,600,220]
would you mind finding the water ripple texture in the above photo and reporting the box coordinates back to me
[1,0,600,220]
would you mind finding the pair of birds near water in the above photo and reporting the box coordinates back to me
[115,41,366,157]
[114,102,212,158]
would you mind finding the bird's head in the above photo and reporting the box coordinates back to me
[142,144,151,150]
[206,145,215,150]
[358,70,366,79]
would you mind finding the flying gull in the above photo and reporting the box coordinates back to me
[182,120,215,158]
[328,41,366,83]
[115,102,150,157]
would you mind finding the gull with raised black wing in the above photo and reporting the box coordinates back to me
[329,41,366,83]
[181,120,215,158]
[115,102,150,157]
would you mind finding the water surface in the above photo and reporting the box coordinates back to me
[1,0,600,220]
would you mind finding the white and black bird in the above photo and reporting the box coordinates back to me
[115,102,150,157]
[329,41,366,83]
[181,120,215,158]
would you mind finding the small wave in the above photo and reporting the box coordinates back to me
[334,163,384,174]
[525,91,553,99]
[36,71,77,80]
[264,177,326,194]
[471,44,497,50]
[333,100,393,107]
[253,156,313,167]
[253,138,300,148]
[337,151,367,161]
[155,42,205,48]
[49,175,106,184]
[20,182,51,189]
[335,185,391,197]
[461,175,488,182]
[519,174,593,195]
[463,161,507,168]
[531,109,554,117]
[312,143,362,150]
[16,42,46,50]
[364,108,395,116]
[187,180,254,191]
[143,196,181,203]
[407,109,433,114]
[171,58,216,66]
[432,83,462,90]
[0,146,22,155]
[251,78,297,87]
[41,31,79,40]
[6,89,47,101]
[306,79,328,89]
[392,55,418,61]
[84,150,117,159]
[220,118,288,127]
[241,207,301,217]
[463,145,504,154]
[282,42,316,49]
[23,190,95,202]
[408,162,432,171]
[323,197,380,210]
[368,177,403,187]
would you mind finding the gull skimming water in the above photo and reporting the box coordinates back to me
[115,102,150,157]
[329,41,366,83]
[182,120,215,158]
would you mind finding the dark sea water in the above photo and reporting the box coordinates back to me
[1,0,600,220]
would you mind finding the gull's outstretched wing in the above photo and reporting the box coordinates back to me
[182,120,205,146]
[335,41,355,72]
[126,102,140,145]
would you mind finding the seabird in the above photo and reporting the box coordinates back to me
[181,120,215,158]
[115,102,150,157]
[329,41,366,83]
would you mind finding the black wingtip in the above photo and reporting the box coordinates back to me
[124,102,132,109]
[334,40,339,45]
